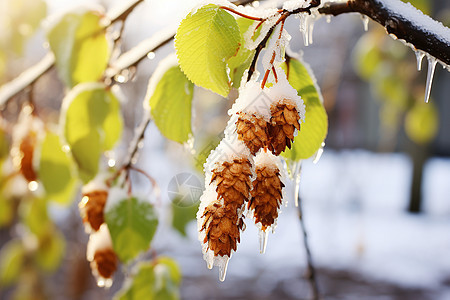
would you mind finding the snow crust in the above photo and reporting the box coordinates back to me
[86,223,113,261]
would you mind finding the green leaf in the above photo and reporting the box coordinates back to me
[47,10,110,87]
[116,261,156,300]
[39,131,78,205]
[148,63,194,144]
[171,199,198,236]
[35,229,66,272]
[281,58,328,161]
[62,83,123,182]
[0,239,25,287]
[405,101,438,145]
[115,258,181,300]
[175,4,240,97]
[105,196,158,263]
[21,197,51,237]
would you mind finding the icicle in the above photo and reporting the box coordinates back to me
[299,14,309,47]
[313,142,325,164]
[361,15,369,31]
[415,50,425,71]
[424,55,437,103]
[218,257,230,282]
[293,162,302,207]
[326,15,331,23]
[258,229,269,254]
[308,19,315,45]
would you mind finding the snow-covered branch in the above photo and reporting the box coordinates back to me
[318,0,450,66]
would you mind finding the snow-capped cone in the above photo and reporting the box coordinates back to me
[268,99,301,155]
[87,224,117,288]
[248,151,285,232]
[236,112,270,156]
[79,190,108,232]
[201,157,252,257]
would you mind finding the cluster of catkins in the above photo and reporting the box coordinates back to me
[79,178,117,288]
[197,67,305,280]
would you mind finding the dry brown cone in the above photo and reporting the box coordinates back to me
[91,248,117,279]
[19,132,38,182]
[79,190,108,231]
[201,158,252,257]
[248,164,284,231]
[236,112,270,155]
[268,99,301,156]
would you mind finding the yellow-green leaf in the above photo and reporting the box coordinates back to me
[61,83,123,182]
[405,101,438,144]
[175,4,240,97]
[47,10,110,87]
[39,131,78,205]
[0,239,25,287]
[35,229,66,272]
[148,59,194,144]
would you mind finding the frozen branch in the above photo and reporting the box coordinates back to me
[318,0,450,66]
[0,0,146,109]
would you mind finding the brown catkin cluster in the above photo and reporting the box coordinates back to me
[235,98,301,157]
[19,132,38,182]
[248,163,284,231]
[236,112,270,156]
[201,158,252,257]
[80,190,108,231]
[92,248,118,279]
[268,99,301,156]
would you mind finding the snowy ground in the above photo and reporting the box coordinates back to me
[129,124,450,299]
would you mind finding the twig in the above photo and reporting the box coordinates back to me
[0,0,146,109]
[318,0,450,65]
[123,114,152,169]
[297,193,320,300]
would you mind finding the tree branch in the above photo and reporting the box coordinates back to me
[318,0,450,66]
[0,0,146,109]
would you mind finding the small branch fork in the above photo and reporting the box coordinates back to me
[219,1,322,84]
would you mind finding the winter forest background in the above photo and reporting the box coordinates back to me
[0,0,450,299]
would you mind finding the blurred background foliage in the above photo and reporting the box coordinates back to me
[0,0,449,299]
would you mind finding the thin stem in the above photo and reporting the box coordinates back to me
[123,114,152,169]
[298,193,320,300]
[219,6,263,21]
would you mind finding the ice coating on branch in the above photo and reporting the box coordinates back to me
[243,14,279,51]
[283,0,311,11]
[424,55,437,104]
[379,0,450,45]
[261,25,291,71]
